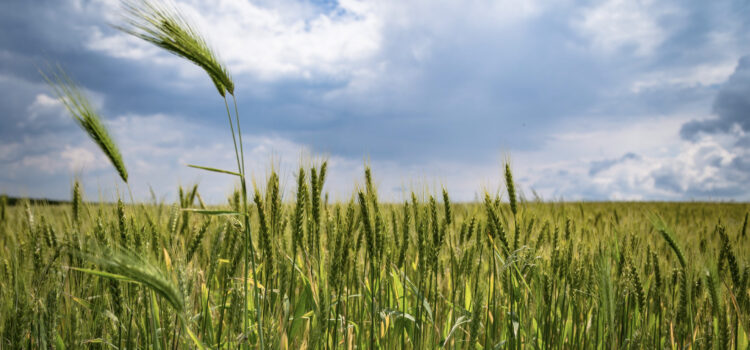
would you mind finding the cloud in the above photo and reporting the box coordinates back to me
[61,145,105,171]
[518,136,749,201]
[3,0,750,202]
[512,112,750,201]
[2,140,109,176]
[650,136,746,198]
[650,54,750,199]
[589,153,641,176]
[86,0,383,81]
[630,61,736,93]
[27,94,63,119]
[681,56,750,139]
[103,112,513,202]
[574,0,675,57]
[67,0,750,166]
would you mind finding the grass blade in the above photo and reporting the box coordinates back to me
[187,164,241,177]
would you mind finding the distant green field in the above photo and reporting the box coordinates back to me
[1,175,748,349]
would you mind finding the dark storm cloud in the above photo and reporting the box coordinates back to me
[681,56,750,140]
[267,0,748,164]
[266,8,611,161]
[666,52,750,199]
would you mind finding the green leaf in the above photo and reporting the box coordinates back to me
[55,332,66,350]
[149,291,162,350]
[187,164,241,177]
[181,208,244,216]
[71,267,137,283]
[181,316,207,350]
[442,316,471,346]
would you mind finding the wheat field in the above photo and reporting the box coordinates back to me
[1,176,749,349]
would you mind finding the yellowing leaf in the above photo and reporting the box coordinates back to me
[163,248,172,272]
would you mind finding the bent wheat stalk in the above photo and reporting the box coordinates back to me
[41,66,129,183]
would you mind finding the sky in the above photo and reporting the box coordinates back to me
[1,0,750,203]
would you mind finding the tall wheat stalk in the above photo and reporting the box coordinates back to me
[117,1,263,348]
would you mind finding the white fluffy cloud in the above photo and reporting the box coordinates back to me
[84,0,554,84]
[27,94,63,120]
[86,0,383,81]
[630,61,737,93]
[574,0,676,57]
[2,142,109,176]
[512,115,749,201]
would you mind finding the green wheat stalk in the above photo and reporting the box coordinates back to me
[118,0,233,96]
[117,1,263,347]
[41,66,129,183]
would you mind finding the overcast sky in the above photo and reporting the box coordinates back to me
[2,0,750,202]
